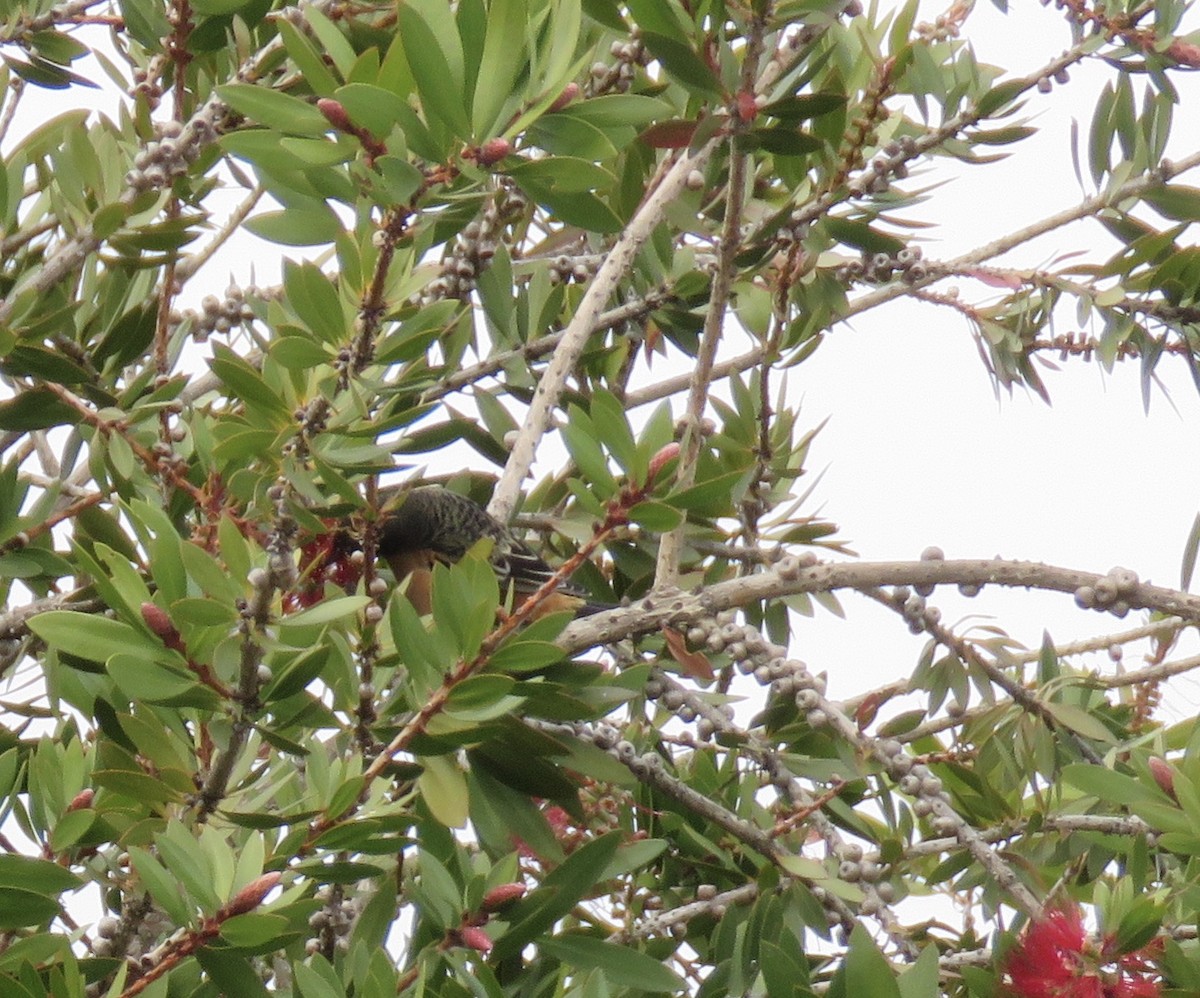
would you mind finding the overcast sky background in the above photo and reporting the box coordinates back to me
[794,2,1200,709]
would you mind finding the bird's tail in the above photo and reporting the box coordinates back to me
[574,599,618,617]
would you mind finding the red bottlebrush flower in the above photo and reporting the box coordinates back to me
[284,529,363,612]
[1007,907,1088,998]
[1005,907,1162,998]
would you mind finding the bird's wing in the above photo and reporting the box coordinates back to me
[492,533,590,600]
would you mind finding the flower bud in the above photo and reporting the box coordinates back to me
[221,872,282,918]
[481,882,527,912]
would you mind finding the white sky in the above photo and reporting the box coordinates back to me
[796,2,1200,707]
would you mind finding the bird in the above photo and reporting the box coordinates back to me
[376,485,606,618]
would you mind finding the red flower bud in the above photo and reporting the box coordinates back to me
[475,138,513,166]
[67,788,95,812]
[220,871,281,918]
[317,99,354,133]
[140,601,176,639]
[543,805,571,834]
[1148,757,1176,800]
[548,82,580,113]
[736,91,758,123]
[646,442,680,484]
[1166,39,1200,67]
[458,925,493,952]
[481,882,527,912]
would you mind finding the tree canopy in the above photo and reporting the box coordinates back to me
[1,0,1200,995]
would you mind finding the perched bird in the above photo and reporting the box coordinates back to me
[377,485,604,618]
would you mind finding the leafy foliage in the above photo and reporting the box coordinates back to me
[0,0,1199,995]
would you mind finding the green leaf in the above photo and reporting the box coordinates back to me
[376,155,425,204]
[599,839,668,878]
[898,945,940,998]
[217,83,331,135]
[739,127,822,157]
[488,638,566,673]
[28,611,166,664]
[760,939,807,998]
[623,0,687,40]
[505,156,615,194]
[1,345,91,383]
[245,204,343,246]
[303,7,357,77]
[638,32,723,97]
[471,0,527,135]
[567,94,671,128]
[760,93,846,120]
[539,934,684,992]
[0,389,80,430]
[628,500,684,532]
[1062,764,1162,805]
[191,0,254,15]
[528,114,618,161]
[128,847,192,925]
[333,83,411,140]
[777,854,829,881]
[289,960,342,998]
[589,389,636,473]
[493,831,622,959]
[108,655,218,707]
[976,78,1026,117]
[823,216,906,255]
[844,923,903,997]
[664,470,744,514]
[209,343,291,421]
[419,753,470,828]
[399,0,470,138]
[262,645,331,701]
[0,856,82,895]
[219,913,292,948]
[0,889,61,929]
[155,821,220,912]
[971,125,1037,145]
[562,407,618,493]
[50,808,95,853]
[179,538,242,603]
[116,0,171,47]
[2,53,96,89]
[1043,702,1115,742]
[1143,185,1200,222]
[445,674,516,714]
[93,766,185,804]
[279,596,372,633]
[1181,512,1200,590]
[278,19,339,96]
[194,950,271,997]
